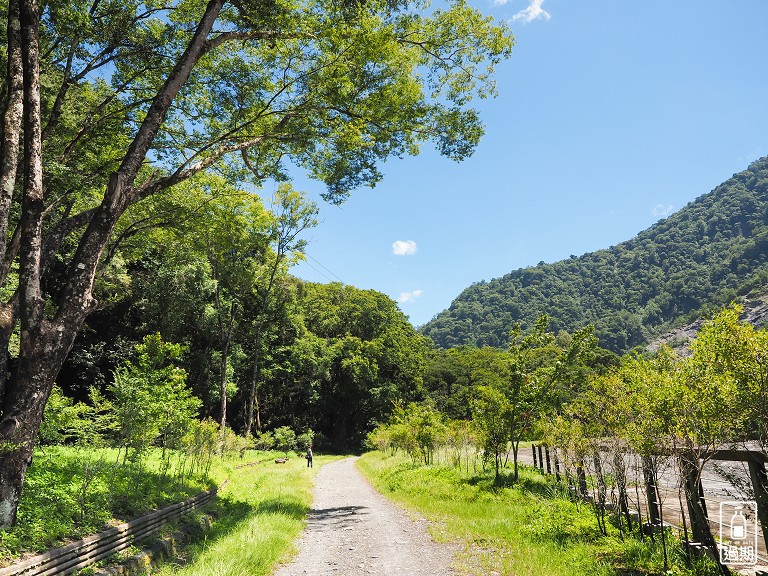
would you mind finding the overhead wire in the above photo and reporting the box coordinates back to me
[300,257,337,284]
[304,254,345,284]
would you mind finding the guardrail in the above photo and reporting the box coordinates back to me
[0,485,219,576]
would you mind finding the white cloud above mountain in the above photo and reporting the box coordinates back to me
[652,204,674,218]
[397,290,423,304]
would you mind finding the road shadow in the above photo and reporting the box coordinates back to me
[307,505,369,529]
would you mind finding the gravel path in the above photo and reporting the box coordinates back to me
[272,457,457,576]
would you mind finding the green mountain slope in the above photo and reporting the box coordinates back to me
[421,157,768,353]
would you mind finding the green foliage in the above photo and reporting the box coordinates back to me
[422,157,768,353]
[686,304,768,448]
[387,402,446,465]
[183,419,221,478]
[560,307,749,459]
[109,334,201,463]
[296,429,315,450]
[0,446,214,561]
[274,281,431,449]
[471,384,510,481]
[272,426,297,455]
[254,431,276,451]
[38,386,91,446]
[538,305,768,566]
[422,347,476,420]
[18,0,514,481]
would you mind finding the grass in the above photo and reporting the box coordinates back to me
[153,454,343,576]
[0,444,331,575]
[1,448,725,576]
[0,445,217,562]
[357,451,721,576]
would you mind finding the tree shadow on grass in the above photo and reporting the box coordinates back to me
[461,470,567,500]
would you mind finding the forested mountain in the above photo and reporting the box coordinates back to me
[422,157,768,353]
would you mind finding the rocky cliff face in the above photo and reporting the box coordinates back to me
[647,288,768,355]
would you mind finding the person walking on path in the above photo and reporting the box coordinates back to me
[306,446,313,467]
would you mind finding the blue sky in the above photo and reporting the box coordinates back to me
[285,0,768,327]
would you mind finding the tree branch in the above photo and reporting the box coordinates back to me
[0,0,24,276]
[203,30,307,54]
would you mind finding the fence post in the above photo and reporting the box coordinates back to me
[680,449,714,549]
[537,445,545,474]
[748,458,768,553]
[545,447,552,475]
[553,448,561,483]
[577,460,588,498]
[532,445,538,469]
[642,456,661,525]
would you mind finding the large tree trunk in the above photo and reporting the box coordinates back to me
[0,0,47,526]
[0,0,23,271]
[0,336,71,526]
[0,0,225,528]
[0,0,24,406]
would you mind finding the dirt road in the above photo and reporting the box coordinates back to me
[272,457,456,576]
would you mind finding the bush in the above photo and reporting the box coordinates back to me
[39,386,91,446]
[272,426,296,455]
[254,431,275,451]
[296,429,315,450]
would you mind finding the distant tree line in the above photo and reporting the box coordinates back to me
[54,221,432,453]
[370,316,617,479]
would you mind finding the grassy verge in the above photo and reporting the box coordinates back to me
[1,445,342,576]
[0,446,219,562]
[357,451,720,576]
[153,454,342,576]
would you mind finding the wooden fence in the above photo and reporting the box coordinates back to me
[531,444,768,563]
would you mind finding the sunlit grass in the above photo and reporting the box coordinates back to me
[0,445,215,562]
[0,445,333,576]
[357,451,720,576]
[153,454,343,576]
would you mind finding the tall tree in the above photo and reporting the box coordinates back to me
[298,282,429,448]
[195,183,270,433]
[243,184,318,436]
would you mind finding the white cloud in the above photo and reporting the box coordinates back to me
[392,240,418,256]
[652,204,674,218]
[508,0,551,23]
[397,290,423,304]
